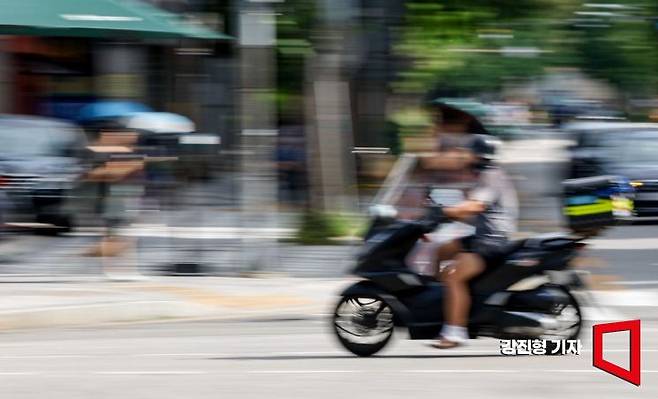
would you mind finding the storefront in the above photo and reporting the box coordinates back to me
[0,0,229,119]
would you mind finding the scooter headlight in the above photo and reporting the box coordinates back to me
[368,204,398,218]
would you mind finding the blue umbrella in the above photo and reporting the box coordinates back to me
[77,101,152,122]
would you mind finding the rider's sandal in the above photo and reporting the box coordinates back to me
[430,337,462,349]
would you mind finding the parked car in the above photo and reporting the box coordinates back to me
[565,122,658,218]
[0,115,88,231]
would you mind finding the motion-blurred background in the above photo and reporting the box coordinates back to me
[0,1,657,398]
[1,0,657,277]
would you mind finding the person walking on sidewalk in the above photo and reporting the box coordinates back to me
[84,130,145,278]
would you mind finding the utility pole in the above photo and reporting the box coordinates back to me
[237,0,279,272]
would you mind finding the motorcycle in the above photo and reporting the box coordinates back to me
[332,193,586,357]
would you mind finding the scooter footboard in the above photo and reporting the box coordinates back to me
[394,282,445,339]
[505,285,573,312]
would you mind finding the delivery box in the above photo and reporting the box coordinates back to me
[563,175,634,235]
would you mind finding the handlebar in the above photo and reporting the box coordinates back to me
[368,186,447,232]
[415,203,446,233]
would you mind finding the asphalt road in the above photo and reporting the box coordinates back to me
[0,319,655,398]
[584,224,658,285]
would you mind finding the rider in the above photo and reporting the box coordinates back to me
[420,104,518,349]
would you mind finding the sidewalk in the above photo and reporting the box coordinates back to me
[0,275,655,331]
[0,276,350,330]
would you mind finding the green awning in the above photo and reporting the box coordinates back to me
[0,0,231,40]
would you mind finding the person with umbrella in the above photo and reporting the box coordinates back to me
[84,130,145,279]
[419,102,518,348]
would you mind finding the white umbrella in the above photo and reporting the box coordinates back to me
[123,112,195,134]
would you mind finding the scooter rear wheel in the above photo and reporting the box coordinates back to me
[333,295,394,357]
[540,286,583,341]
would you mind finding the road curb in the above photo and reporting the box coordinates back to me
[0,300,214,331]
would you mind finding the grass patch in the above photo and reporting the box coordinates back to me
[293,211,367,245]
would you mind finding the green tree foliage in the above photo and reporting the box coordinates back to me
[394,0,555,96]
[395,0,658,98]
[275,0,316,109]
[574,0,658,97]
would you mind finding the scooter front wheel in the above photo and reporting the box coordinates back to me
[333,295,394,357]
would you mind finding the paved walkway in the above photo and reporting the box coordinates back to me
[0,275,654,331]
[0,276,346,330]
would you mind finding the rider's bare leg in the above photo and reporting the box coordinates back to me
[433,252,485,348]
[434,239,462,280]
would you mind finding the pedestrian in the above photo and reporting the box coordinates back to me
[84,130,145,279]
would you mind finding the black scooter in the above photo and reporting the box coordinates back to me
[332,197,586,357]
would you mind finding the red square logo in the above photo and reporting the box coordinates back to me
[592,319,641,386]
